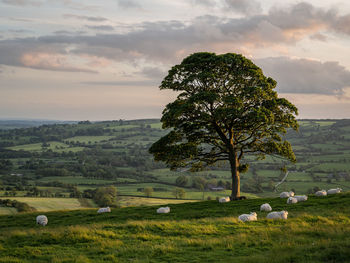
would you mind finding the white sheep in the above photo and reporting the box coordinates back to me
[294,195,308,202]
[238,212,257,222]
[157,206,170,214]
[97,207,111,213]
[327,188,342,195]
[315,190,327,196]
[287,197,298,204]
[219,197,230,203]
[36,215,48,226]
[260,203,272,212]
[266,211,288,220]
[280,191,294,198]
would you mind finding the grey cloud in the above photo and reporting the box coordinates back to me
[333,14,350,35]
[256,57,350,95]
[53,30,87,35]
[62,14,108,22]
[309,33,328,41]
[224,0,262,15]
[267,2,336,30]
[8,29,33,33]
[85,25,114,31]
[0,38,97,73]
[9,17,34,22]
[81,80,157,87]
[192,0,216,7]
[1,0,42,6]
[1,2,350,72]
[140,67,167,79]
[51,0,98,11]
[117,0,141,9]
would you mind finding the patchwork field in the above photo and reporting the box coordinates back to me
[1,118,350,211]
[6,197,93,211]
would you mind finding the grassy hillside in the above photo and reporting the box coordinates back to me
[0,193,349,262]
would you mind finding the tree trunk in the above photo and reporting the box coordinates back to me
[230,153,240,200]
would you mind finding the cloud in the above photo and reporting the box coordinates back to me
[256,57,350,95]
[191,0,216,7]
[53,30,87,35]
[1,0,42,6]
[140,67,167,79]
[333,14,350,35]
[62,14,108,22]
[85,25,115,31]
[81,80,157,87]
[117,0,141,9]
[1,2,350,73]
[224,0,262,15]
[51,0,98,11]
[20,52,98,73]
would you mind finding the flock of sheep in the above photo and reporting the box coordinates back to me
[35,188,343,226]
[230,188,342,223]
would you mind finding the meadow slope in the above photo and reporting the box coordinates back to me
[0,192,349,262]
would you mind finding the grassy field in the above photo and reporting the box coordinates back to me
[7,142,85,153]
[118,196,199,207]
[0,192,349,262]
[0,207,17,215]
[4,197,93,212]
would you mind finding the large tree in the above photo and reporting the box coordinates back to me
[149,52,298,200]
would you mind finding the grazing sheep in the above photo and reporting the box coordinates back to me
[260,203,272,212]
[238,212,257,222]
[287,197,298,204]
[327,188,342,195]
[36,215,48,226]
[315,190,327,196]
[266,211,288,220]
[219,197,230,203]
[97,207,111,213]
[157,206,170,214]
[280,191,294,198]
[294,195,308,202]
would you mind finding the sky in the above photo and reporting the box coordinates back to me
[1,0,350,121]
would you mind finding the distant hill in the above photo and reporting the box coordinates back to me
[0,119,77,130]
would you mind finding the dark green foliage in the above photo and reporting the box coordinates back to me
[143,187,154,197]
[175,175,188,187]
[93,186,118,207]
[150,52,298,198]
[172,187,186,199]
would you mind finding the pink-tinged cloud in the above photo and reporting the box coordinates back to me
[20,52,97,73]
[1,2,350,73]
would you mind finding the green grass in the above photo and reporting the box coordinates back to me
[118,196,199,207]
[0,207,17,215]
[0,193,349,262]
[7,141,85,153]
[5,197,91,211]
[150,122,163,129]
[107,124,139,130]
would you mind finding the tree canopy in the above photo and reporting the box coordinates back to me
[149,52,298,199]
